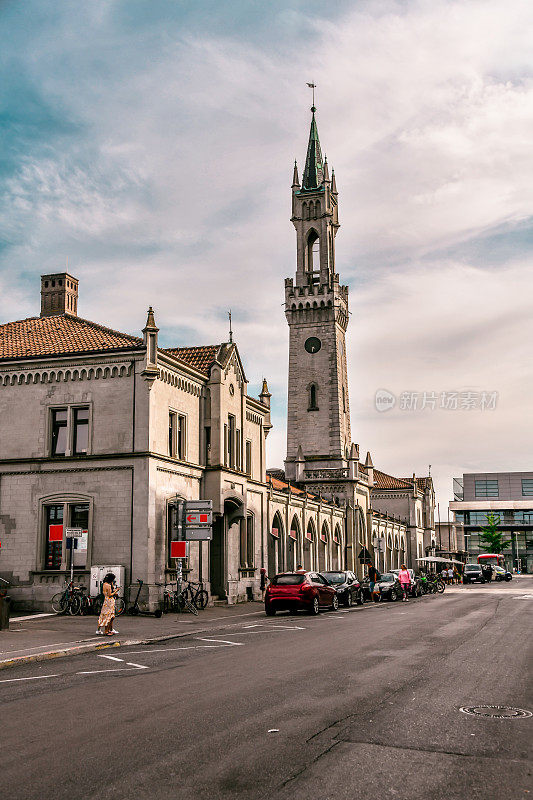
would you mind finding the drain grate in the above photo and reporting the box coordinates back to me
[460,705,532,719]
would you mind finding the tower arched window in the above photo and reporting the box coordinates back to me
[306,230,319,273]
[314,201,320,218]
[308,383,319,411]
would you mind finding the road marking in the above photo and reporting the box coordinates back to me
[77,668,145,675]
[0,673,60,683]
[195,638,244,646]
[10,612,56,622]
[125,661,149,669]
[98,654,125,662]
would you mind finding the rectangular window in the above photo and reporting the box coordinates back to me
[475,479,499,498]
[522,479,533,496]
[45,505,64,570]
[177,414,186,460]
[224,424,228,467]
[245,440,252,477]
[72,407,89,455]
[169,412,176,457]
[228,414,236,469]
[51,409,68,456]
[70,503,89,568]
[205,426,211,465]
[246,515,254,567]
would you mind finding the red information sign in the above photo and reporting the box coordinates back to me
[271,527,279,539]
[49,524,63,542]
[186,513,209,524]
[170,541,187,559]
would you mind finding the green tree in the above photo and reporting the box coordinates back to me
[478,513,512,553]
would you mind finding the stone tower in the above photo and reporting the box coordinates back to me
[284,106,351,481]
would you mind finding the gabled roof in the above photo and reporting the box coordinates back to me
[165,345,221,376]
[0,314,142,361]
[267,474,318,500]
[373,469,412,490]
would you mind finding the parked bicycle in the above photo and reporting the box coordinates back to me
[157,580,199,616]
[51,581,80,614]
[79,585,125,617]
[181,580,209,611]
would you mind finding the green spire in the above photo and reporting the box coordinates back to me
[302,107,325,190]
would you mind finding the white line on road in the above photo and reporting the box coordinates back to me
[10,612,56,622]
[125,662,149,669]
[77,668,146,674]
[195,638,244,646]
[0,673,60,683]
[98,654,125,662]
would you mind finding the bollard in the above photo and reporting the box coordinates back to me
[0,595,10,630]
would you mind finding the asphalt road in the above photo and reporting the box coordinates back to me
[1,579,532,800]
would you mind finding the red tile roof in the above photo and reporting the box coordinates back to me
[165,345,220,376]
[267,474,319,500]
[0,314,142,361]
[373,469,412,490]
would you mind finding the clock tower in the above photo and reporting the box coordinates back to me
[285,105,351,482]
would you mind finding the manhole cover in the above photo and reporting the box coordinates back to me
[460,705,532,719]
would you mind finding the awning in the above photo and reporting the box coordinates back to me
[416,557,464,565]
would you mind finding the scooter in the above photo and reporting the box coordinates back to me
[126,578,163,618]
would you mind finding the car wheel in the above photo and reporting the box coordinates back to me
[357,590,364,605]
[505,574,512,581]
[389,589,398,602]
[309,596,320,615]
[265,604,276,616]
[331,594,339,611]
[345,591,353,608]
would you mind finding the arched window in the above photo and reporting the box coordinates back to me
[306,230,319,272]
[240,513,255,568]
[308,384,318,411]
[314,200,320,218]
[288,515,300,571]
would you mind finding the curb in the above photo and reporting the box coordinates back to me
[0,616,262,671]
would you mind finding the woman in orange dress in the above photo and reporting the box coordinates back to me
[97,573,119,636]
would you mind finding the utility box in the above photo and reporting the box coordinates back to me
[90,566,125,598]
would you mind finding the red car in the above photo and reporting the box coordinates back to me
[265,571,339,616]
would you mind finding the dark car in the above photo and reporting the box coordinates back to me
[463,563,485,584]
[264,571,338,616]
[373,572,403,601]
[321,571,365,607]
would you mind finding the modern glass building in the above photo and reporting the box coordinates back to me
[449,472,533,573]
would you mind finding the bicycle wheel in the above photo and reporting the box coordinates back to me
[93,594,104,615]
[51,592,68,614]
[68,594,81,615]
[115,597,126,615]
[195,590,209,610]
[163,592,172,613]
[184,598,199,616]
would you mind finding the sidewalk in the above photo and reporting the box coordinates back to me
[0,602,266,670]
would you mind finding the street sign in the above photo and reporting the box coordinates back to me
[373,537,385,552]
[65,528,83,539]
[170,541,188,559]
[185,500,212,511]
[185,528,213,541]
[185,512,212,526]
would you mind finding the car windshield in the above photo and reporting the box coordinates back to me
[379,574,394,582]
[272,574,306,585]
[321,572,346,584]
[465,565,480,571]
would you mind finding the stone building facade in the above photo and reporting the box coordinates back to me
[0,110,435,609]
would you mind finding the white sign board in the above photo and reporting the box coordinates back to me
[65,528,84,539]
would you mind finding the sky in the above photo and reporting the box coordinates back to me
[1,0,532,509]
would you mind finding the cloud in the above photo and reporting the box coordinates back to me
[0,0,532,508]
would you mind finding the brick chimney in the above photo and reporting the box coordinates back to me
[40,273,79,317]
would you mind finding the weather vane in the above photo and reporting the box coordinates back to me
[228,310,233,343]
[306,81,316,110]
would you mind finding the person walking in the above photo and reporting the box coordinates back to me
[260,568,268,600]
[368,563,381,602]
[447,566,454,585]
[97,572,119,636]
[398,564,411,602]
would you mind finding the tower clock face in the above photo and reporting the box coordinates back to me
[304,336,322,354]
